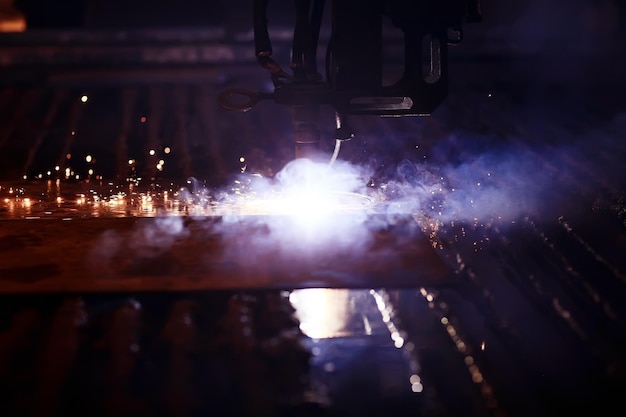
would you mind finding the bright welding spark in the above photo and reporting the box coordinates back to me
[220,159,373,218]
[213,158,376,257]
[243,190,355,217]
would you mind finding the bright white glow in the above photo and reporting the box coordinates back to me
[213,159,375,259]
[237,190,369,219]
[224,159,372,218]
[411,382,424,393]
[394,337,404,348]
[289,289,350,338]
[80,95,88,103]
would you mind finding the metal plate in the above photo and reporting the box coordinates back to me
[0,216,451,293]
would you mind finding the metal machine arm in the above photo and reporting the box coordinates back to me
[219,0,481,159]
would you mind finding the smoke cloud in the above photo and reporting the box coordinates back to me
[87,110,624,271]
[390,112,626,225]
[210,158,381,265]
[166,109,624,267]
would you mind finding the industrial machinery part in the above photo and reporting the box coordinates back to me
[219,0,481,158]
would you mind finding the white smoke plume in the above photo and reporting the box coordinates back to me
[89,111,625,269]
[211,158,382,264]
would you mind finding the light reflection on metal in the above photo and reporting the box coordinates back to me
[419,286,500,408]
[371,289,426,394]
[0,170,378,224]
[290,288,427,403]
[371,290,404,348]
[523,216,619,321]
[289,289,351,339]
[559,216,625,284]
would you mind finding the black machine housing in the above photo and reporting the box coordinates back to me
[253,0,481,116]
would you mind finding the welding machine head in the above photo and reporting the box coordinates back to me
[219,0,481,158]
